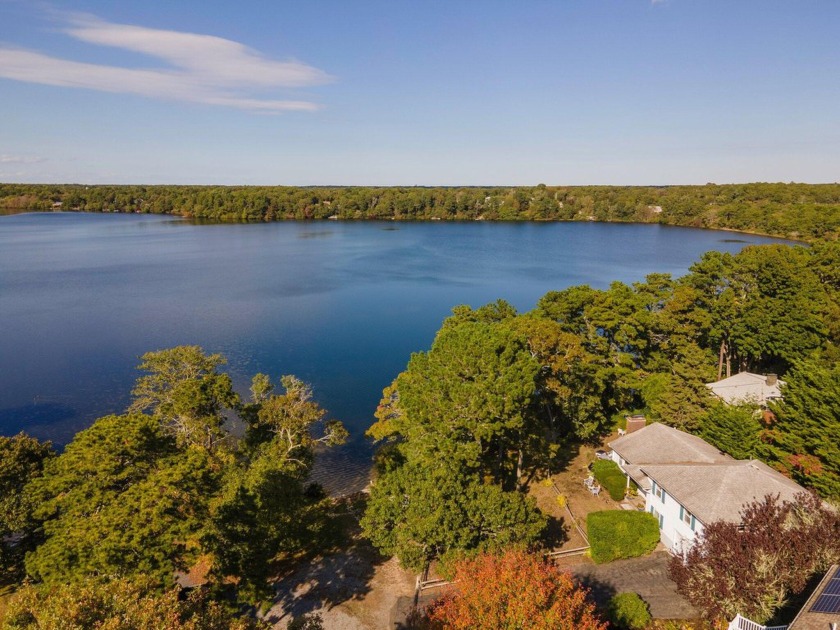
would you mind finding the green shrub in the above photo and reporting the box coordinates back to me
[586,510,659,564]
[592,459,627,501]
[607,592,652,629]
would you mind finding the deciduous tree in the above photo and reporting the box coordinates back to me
[423,550,606,630]
[2,577,268,630]
[668,493,840,624]
[129,345,239,453]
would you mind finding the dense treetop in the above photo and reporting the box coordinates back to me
[421,550,607,630]
[1,346,347,613]
[2,182,839,241]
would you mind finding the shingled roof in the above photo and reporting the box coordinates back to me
[608,422,732,466]
[640,459,805,525]
[706,371,785,405]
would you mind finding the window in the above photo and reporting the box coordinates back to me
[682,508,692,526]
[654,483,665,503]
[649,507,663,529]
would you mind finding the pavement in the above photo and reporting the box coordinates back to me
[570,549,699,620]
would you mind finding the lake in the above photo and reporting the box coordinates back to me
[0,213,794,493]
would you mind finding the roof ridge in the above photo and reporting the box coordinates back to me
[668,424,730,461]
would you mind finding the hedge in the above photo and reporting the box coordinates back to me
[607,592,652,629]
[586,510,660,564]
[592,459,627,501]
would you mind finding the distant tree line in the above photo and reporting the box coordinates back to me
[2,182,839,240]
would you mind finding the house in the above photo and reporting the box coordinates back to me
[787,564,840,629]
[608,422,806,554]
[728,564,840,630]
[609,421,731,499]
[706,372,785,406]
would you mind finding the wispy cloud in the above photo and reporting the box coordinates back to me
[0,154,47,164]
[0,13,333,112]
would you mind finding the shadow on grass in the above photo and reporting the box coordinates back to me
[542,514,571,550]
[552,440,582,474]
[265,494,386,624]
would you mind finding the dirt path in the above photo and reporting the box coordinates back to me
[265,539,417,629]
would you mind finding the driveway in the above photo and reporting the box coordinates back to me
[570,550,698,620]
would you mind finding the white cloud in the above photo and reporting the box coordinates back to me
[0,13,333,112]
[0,154,47,164]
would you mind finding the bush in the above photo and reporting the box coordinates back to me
[607,592,652,629]
[586,511,659,564]
[592,459,626,501]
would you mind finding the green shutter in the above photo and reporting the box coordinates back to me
[680,505,684,521]
[691,515,696,531]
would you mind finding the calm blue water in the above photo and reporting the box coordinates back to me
[0,213,793,492]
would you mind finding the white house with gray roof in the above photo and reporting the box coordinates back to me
[608,422,806,553]
[609,422,730,498]
[706,372,785,406]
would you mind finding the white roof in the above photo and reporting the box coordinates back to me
[706,372,784,405]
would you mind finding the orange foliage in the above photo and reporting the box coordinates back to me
[425,550,607,630]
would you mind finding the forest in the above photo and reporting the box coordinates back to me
[2,182,840,241]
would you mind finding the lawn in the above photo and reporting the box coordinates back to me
[528,437,627,560]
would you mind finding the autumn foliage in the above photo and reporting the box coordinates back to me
[424,550,607,630]
[668,492,840,624]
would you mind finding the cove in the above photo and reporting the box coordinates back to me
[0,213,794,493]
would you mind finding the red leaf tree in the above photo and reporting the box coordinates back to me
[424,550,607,630]
[668,492,840,624]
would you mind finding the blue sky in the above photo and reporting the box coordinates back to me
[1,0,838,185]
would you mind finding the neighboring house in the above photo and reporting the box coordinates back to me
[788,564,840,629]
[706,372,785,406]
[608,422,806,554]
[729,564,840,630]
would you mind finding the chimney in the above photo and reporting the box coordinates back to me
[765,373,778,386]
[625,415,647,434]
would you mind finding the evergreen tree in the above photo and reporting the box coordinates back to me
[763,357,840,500]
[0,434,54,580]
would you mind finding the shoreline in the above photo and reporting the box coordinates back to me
[1,207,814,244]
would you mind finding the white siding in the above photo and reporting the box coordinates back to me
[645,479,704,553]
